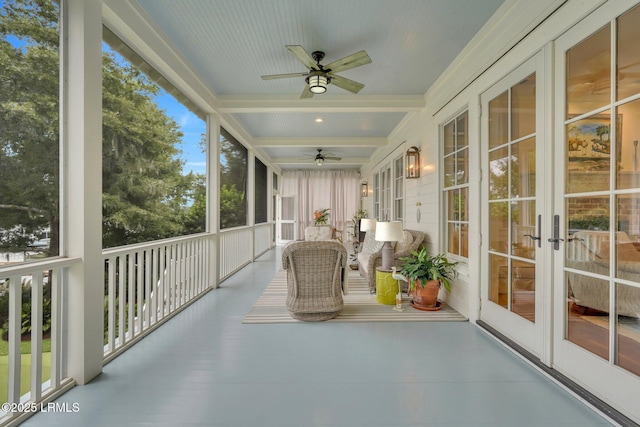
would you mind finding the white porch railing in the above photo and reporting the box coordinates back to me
[102,233,214,361]
[219,227,254,281]
[0,257,79,425]
[254,223,272,259]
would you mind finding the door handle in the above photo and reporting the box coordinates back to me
[523,215,542,248]
[548,214,563,250]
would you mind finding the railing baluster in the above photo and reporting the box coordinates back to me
[128,253,135,341]
[50,268,61,388]
[136,251,143,334]
[7,275,22,406]
[144,249,151,330]
[30,271,44,402]
[107,258,116,353]
[118,255,126,347]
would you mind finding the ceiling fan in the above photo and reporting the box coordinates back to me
[304,149,341,166]
[261,45,372,98]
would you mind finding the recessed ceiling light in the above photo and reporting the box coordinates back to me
[315,118,323,123]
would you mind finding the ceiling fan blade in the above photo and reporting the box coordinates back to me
[286,45,317,69]
[300,85,314,98]
[325,50,371,73]
[261,72,308,80]
[330,74,365,94]
[324,156,342,161]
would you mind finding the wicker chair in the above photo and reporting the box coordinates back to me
[281,240,348,321]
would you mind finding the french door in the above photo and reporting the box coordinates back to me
[552,0,640,421]
[480,53,547,356]
[276,195,297,244]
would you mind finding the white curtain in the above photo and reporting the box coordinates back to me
[282,170,360,239]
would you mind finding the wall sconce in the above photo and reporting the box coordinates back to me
[406,146,420,179]
[361,181,368,197]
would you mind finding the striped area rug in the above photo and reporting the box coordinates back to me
[243,270,468,323]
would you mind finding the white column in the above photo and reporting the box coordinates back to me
[207,114,220,288]
[62,0,104,385]
[247,151,256,259]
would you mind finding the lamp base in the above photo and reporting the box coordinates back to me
[381,241,394,271]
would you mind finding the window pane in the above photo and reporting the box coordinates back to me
[617,4,640,101]
[511,73,536,140]
[254,158,268,224]
[444,155,455,187]
[489,91,508,149]
[444,121,455,155]
[448,222,460,256]
[489,147,509,200]
[460,223,469,258]
[566,25,610,118]
[459,188,468,222]
[447,190,457,221]
[566,112,611,193]
[457,112,468,149]
[616,99,640,190]
[511,137,536,198]
[457,148,468,185]
[0,1,60,262]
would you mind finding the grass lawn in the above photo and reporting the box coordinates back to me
[0,330,52,404]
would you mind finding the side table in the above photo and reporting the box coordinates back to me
[375,267,398,305]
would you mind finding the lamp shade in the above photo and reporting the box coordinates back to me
[360,218,376,232]
[375,221,404,242]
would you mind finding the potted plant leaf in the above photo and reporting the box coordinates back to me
[398,248,458,311]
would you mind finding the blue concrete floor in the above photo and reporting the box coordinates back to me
[21,248,614,426]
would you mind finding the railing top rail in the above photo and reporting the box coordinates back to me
[102,232,214,258]
[0,256,82,277]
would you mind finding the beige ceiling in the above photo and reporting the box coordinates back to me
[133,0,505,170]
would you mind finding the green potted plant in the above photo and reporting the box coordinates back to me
[399,248,458,311]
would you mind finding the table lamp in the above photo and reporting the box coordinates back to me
[375,221,404,271]
[360,218,376,235]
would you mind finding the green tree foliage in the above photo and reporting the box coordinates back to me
[0,0,60,256]
[219,128,247,228]
[0,0,207,253]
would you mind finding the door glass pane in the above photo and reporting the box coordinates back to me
[567,272,609,361]
[616,283,640,376]
[512,259,535,322]
[617,4,640,101]
[489,201,508,254]
[444,121,455,155]
[512,200,536,260]
[616,99,640,190]
[566,112,611,193]
[490,254,508,308]
[489,91,509,149]
[616,194,640,280]
[566,196,610,275]
[566,25,610,118]
[489,147,509,200]
[511,73,536,139]
[511,137,536,198]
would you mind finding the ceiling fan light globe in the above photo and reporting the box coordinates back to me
[315,158,324,166]
[308,75,328,94]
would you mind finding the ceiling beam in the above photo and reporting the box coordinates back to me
[274,157,371,165]
[253,137,387,148]
[216,95,424,113]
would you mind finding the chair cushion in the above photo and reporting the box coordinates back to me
[305,226,334,241]
[394,230,414,253]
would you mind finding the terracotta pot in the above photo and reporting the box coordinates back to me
[409,279,441,310]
